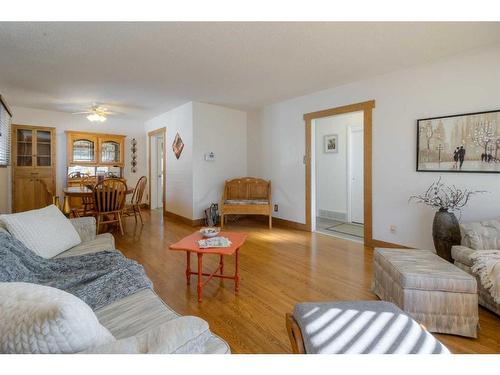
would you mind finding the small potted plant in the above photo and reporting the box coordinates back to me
[409,178,484,262]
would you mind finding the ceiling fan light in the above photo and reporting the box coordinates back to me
[87,113,107,122]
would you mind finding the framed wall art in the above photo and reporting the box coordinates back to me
[417,109,500,173]
[172,132,184,159]
[324,134,338,153]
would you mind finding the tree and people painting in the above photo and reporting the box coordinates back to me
[417,110,500,173]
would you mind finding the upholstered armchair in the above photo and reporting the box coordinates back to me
[451,220,500,315]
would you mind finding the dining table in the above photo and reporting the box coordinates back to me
[63,186,134,197]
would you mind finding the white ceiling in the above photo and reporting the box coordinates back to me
[1,22,500,120]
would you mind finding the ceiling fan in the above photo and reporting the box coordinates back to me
[72,104,116,122]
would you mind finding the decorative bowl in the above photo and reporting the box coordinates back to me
[200,227,220,238]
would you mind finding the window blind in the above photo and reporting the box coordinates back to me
[0,95,12,166]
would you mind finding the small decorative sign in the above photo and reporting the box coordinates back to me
[172,132,184,159]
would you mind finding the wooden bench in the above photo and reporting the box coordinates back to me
[220,177,272,229]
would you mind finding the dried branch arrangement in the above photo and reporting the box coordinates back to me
[409,177,486,211]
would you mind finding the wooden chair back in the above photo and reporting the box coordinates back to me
[68,171,89,180]
[93,178,128,213]
[131,176,147,205]
[79,175,96,207]
[224,177,271,201]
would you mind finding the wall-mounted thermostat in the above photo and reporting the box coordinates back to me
[204,152,216,161]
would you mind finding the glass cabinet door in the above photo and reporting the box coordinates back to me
[16,129,33,166]
[101,141,120,163]
[73,139,95,163]
[35,130,52,167]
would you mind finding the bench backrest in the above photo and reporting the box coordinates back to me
[224,177,271,201]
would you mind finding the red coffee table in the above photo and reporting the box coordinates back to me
[169,231,247,302]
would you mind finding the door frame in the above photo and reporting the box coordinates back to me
[148,127,166,216]
[304,100,376,246]
[347,124,364,225]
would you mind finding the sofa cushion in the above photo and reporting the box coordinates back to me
[0,282,115,354]
[55,233,116,258]
[82,316,211,354]
[293,301,449,354]
[0,205,81,258]
[460,220,500,250]
[95,289,231,354]
[374,248,476,293]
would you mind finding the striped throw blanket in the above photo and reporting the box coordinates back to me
[471,250,500,304]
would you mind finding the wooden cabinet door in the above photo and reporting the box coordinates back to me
[13,127,34,167]
[33,169,54,209]
[67,132,98,165]
[98,135,125,166]
[13,171,36,213]
[34,129,54,168]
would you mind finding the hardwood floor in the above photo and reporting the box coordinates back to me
[115,209,500,354]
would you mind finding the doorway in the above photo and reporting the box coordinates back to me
[304,100,376,246]
[148,128,166,215]
[313,112,364,241]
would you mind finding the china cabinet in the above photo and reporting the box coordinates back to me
[12,124,56,212]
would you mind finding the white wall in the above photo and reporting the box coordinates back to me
[192,102,247,219]
[145,102,194,219]
[145,101,247,220]
[6,106,146,204]
[247,44,500,249]
[314,112,363,220]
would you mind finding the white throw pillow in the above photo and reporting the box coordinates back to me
[0,282,115,354]
[0,205,81,258]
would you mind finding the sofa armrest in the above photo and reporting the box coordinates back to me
[70,217,97,242]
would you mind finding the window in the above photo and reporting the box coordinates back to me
[0,95,12,166]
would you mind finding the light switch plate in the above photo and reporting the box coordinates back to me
[204,152,215,161]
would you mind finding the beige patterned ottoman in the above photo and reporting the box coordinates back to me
[372,248,478,338]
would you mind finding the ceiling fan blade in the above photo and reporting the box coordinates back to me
[72,111,92,115]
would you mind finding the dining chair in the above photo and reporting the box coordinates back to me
[77,175,96,217]
[93,178,128,235]
[123,176,147,224]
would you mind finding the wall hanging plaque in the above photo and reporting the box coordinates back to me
[130,138,137,173]
[172,132,184,159]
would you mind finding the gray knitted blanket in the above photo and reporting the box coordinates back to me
[0,232,152,310]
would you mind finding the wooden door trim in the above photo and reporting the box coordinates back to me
[148,127,167,216]
[304,100,377,247]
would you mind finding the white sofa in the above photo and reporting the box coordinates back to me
[451,220,500,316]
[1,217,230,354]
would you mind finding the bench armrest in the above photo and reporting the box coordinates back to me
[70,217,97,242]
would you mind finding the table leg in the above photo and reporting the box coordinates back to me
[235,248,240,293]
[219,254,224,275]
[186,251,191,285]
[197,253,203,302]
